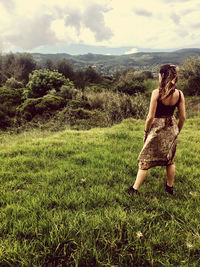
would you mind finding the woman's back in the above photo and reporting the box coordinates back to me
[155,89,181,118]
[160,89,180,106]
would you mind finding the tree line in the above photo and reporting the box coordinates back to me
[0,53,104,90]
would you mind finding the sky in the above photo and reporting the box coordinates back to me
[0,0,200,55]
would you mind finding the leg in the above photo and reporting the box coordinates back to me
[166,164,175,187]
[133,169,148,190]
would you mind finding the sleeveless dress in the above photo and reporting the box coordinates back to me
[138,90,181,170]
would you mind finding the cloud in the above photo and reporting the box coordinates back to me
[0,0,15,11]
[133,8,152,17]
[65,9,82,34]
[181,8,194,16]
[175,28,188,38]
[6,14,60,50]
[83,4,113,42]
[125,48,139,54]
[163,0,190,3]
[64,4,113,42]
[170,12,180,24]
[191,23,200,29]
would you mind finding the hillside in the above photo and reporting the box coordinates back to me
[32,48,200,75]
[0,118,199,265]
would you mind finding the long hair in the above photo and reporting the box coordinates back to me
[159,64,178,100]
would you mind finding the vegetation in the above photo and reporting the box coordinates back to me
[0,118,199,265]
[0,53,37,85]
[178,56,200,96]
[0,51,200,132]
[25,70,70,98]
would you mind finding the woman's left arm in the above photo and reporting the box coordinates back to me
[144,89,159,142]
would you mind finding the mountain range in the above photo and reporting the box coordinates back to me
[32,48,200,76]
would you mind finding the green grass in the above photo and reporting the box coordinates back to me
[0,118,199,266]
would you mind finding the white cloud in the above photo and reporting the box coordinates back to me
[5,14,60,50]
[125,48,139,54]
[64,4,113,42]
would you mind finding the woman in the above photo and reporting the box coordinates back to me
[127,64,186,195]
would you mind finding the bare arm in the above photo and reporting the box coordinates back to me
[144,89,159,142]
[177,91,186,133]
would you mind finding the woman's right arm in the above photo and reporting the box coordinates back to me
[178,91,186,133]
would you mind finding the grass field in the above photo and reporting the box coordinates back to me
[0,117,199,266]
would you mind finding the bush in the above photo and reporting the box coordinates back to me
[66,100,91,110]
[86,90,149,125]
[53,107,107,130]
[17,95,66,121]
[142,71,154,80]
[0,108,12,129]
[58,84,78,100]
[116,80,147,95]
[114,70,148,95]
[5,77,24,89]
[0,86,24,117]
[25,70,69,98]
[178,56,200,96]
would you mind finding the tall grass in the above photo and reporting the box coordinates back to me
[0,118,199,266]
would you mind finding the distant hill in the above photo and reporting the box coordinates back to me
[32,48,200,76]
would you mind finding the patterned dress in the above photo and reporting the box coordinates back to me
[138,90,181,170]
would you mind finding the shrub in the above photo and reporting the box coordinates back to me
[66,100,91,110]
[25,70,69,98]
[0,108,12,129]
[59,83,78,100]
[142,71,154,80]
[54,107,107,130]
[178,56,200,96]
[0,86,24,117]
[5,77,24,89]
[17,95,66,121]
[130,93,149,119]
[114,70,148,95]
[84,66,102,83]
[86,90,149,125]
[116,80,147,95]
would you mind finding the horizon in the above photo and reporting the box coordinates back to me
[4,47,200,57]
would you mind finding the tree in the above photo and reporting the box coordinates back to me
[142,71,154,79]
[114,69,148,95]
[1,53,37,85]
[25,70,68,98]
[56,58,74,81]
[15,53,37,84]
[84,66,102,83]
[45,59,55,71]
[178,56,200,96]
[74,69,86,89]
[1,53,16,82]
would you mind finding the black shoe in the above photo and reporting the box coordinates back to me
[165,183,173,195]
[126,186,139,195]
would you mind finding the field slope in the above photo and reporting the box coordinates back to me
[0,118,199,266]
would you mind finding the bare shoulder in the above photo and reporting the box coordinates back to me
[177,89,185,101]
[151,89,160,100]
